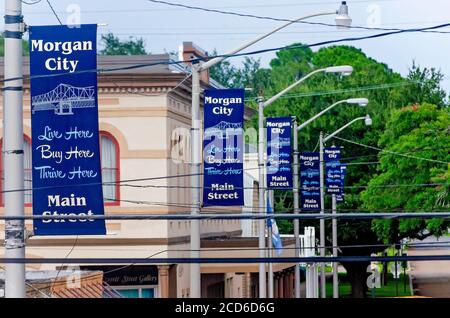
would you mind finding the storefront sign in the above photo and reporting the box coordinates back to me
[29,24,105,235]
[299,152,321,211]
[80,266,159,286]
[203,89,244,206]
[266,117,292,189]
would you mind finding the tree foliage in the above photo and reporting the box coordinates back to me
[213,43,449,297]
[99,32,147,55]
[361,104,450,243]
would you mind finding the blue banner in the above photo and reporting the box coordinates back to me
[324,147,342,195]
[336,164,347,202]
[203,89,244,206]
[29,24,105,235]
[266,117,292,189]
[299,152,321,211]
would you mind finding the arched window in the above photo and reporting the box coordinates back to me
[100,132,120,205]
[1,136,32,206]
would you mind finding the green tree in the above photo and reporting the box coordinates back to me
[361,104,450,243]
[399,62,448,108]
[211,43,448,297]
[99,32,147,55]
[209,52,271,99]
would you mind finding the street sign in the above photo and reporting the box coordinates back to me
[29,24,105,235]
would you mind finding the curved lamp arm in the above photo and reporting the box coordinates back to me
[297,99,348,130]
[323,116,366,143]
[263,68,328,108]
[200,11,336,71]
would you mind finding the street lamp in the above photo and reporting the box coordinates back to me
[259,66,353,298]
[335,1,352,29]
[293,97,368,298]
[189,1,353,299]
[321,114,373,299]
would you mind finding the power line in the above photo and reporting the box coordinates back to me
[21,0,42,5]
[3,22,450,85]
[340,146,450,162]
[24,240,450,253]
[3,212,450,221]
[4,254,450,264]
[331,136,450,165]
[245,80,425,102]
[146,0,450,35]
[45,0,62,25]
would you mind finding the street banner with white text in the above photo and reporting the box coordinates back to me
[300,152,321,211]
[29,24,105,235]
[324,147,342,195]
[336,164,347,202]
[203,89,244,206]
[266,117,292,189]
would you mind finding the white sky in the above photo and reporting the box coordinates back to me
[7,0,450,91]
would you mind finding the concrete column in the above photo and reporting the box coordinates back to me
[274,276,279,298]
[158,265,170,298]
[278,273,284,298]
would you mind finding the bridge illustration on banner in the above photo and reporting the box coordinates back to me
[31,83,96,116]
[204,121,243,139]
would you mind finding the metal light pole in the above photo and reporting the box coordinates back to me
[267,190,275,298]
[189,2,353,298]
[331,193,338,298]
[292,119,301,298]
[257,96,267,297]
[319,132,326,298]
[294,97,368,298]
[262,68,354,298]
[190,64,201,298]
[322,114,373,299]
[4,0,26,298]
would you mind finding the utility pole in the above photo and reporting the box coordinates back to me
[319,132,326,298]
[257,96,267,298]
[292,119,301,298]
[188,4,352,298]
[332,194,338,298]
[321,114,373,299]
[3,0,26,298]
[267,190,274,298]
[190,64,201,298]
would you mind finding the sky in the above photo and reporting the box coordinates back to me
[7,0,450,91]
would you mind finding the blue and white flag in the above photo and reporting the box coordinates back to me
[266,196,283,256]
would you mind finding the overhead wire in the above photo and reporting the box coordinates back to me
[45,0,62,25]
[331,136,450,165]
[146,0,450,35]
[3,22,450,85]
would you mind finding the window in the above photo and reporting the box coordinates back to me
[100,132,120,205]
[115,287,156,298]
[1,136,32,206]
